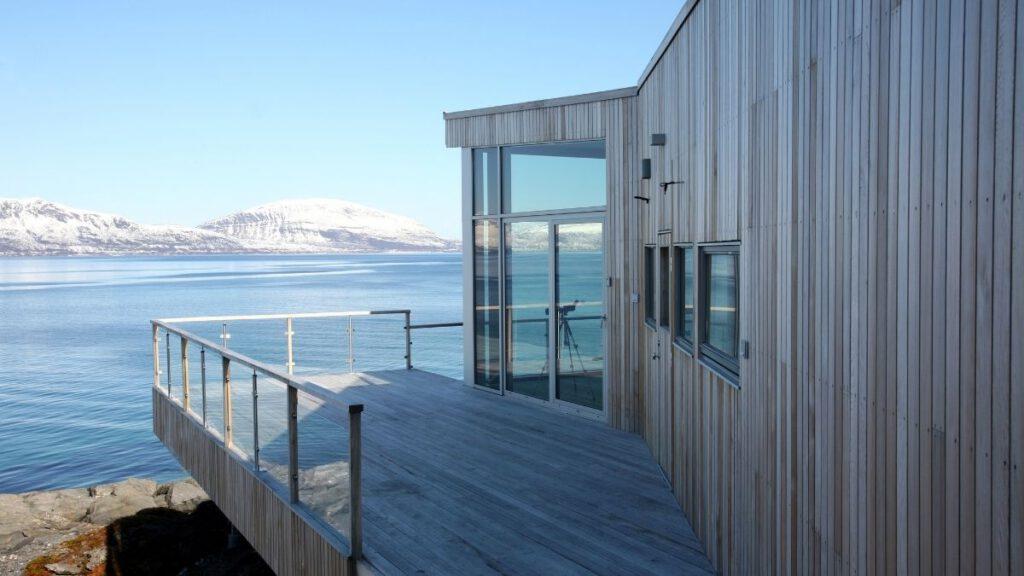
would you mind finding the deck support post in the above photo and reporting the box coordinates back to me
[222,356,232,447]
[180,338,190,412]
[403,311,412,369]
[252,370,259,471]
[287,385,299,503]
[348,404,364,563]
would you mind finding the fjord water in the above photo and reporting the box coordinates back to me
[0,254,462,493]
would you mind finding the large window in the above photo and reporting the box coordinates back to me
[644,246,655,327]
[473,148,499,216]
[470,140,607,412]
[501,141,606,213]
[674,245,694,349]
[700,245,740,380]
[473,220,500,389]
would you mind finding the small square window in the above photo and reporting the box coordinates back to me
[700,244,740,380]
[674,245,695,349]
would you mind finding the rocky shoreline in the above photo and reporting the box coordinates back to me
[0,478,271,575]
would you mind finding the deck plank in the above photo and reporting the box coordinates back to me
[309,369,714,576]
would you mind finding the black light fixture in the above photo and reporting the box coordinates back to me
[660,180,683,192]
[651,133,666,146]
[641,158,651,179]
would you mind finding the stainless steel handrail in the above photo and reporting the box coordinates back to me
[152,308,462,564]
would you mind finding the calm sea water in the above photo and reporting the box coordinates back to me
[0,254,462,493]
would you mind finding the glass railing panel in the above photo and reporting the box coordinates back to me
[296,389,350,539]
[229,364,256,460]
[256,374,290,489]
[186,344,206,424]
[161,330,175,398]
[409,323,463,380]
[204,349,225,437]
[291,317,351,375]
[348,316,405,373]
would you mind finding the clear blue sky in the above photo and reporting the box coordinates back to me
[0,1,681,239]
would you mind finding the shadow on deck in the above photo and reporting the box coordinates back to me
[308,369,713,576]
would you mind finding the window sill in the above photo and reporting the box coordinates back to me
[672,337,693,356]
[644,319,657,331]
[698,356,741,389]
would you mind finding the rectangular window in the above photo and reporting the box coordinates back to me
[473,148,499,215]
[700,244,740,380]
[674,245,694,348]
[659,246,670,328]
[473,220,500,389]
[502,140,606,213]
[644,246,655,327]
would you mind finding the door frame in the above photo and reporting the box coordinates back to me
[500,211,608,421]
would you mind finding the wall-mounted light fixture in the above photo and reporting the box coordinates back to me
[651,133,666,146]
[659,180,684,192]
[641,158,651,179]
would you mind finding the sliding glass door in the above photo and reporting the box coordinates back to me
[500,217,605,413]
[554,221,604,410]
[504,221,550,400]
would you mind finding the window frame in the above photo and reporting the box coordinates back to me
[644,245,656,329]
[472,147,500,216]
[658,245,671,329]
[673,244,695,353]
[499,140,607,215]
[698,243,740,383]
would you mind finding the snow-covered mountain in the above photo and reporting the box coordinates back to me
[0,198,245,256]
[0,197,458,256]
[200,198,459,253]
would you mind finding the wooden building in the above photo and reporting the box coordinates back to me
[444,0,1024,574]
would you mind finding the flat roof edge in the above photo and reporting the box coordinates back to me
[443,86,637,120]
[637,0,701,88]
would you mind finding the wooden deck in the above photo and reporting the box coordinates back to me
[307,369,713,575]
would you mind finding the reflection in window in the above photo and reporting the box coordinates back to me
[674,246,694,347]
[700,246,740,379]
[504,221,550,400]
[659,246,670,328]
[473,148,499,216]
[473,220,500,389]
[644,246,655,326]
[555,222,604,410]
[502,140,605,213]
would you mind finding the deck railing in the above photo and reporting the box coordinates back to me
[151,309,461,565]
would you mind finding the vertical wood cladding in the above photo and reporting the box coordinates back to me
[445,1,1021,571]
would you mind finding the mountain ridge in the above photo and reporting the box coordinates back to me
[0,197,458,256]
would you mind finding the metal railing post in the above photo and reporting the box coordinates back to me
[287,385,299,503]
[222,356,232,447]
[152,325,160,388]
[348,404,364,562]
[252,369,259,471]
[165,332,172,394]
[285,317,295,375]
[404,311,412,369]
[200,348,207,425]
[180,337,190,412]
